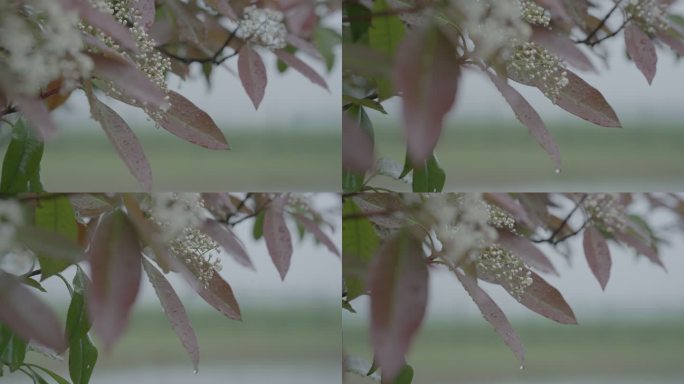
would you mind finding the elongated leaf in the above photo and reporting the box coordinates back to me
[89,54,168,109]
[456,270,524,365]
[583,226,612,290]
[67,268,97,384]
[156,91,229,150]
[488,72,561,170]
[0,119,44,193]
[343,106,375,178]
[238,45,268,109]
[394,27,460,166]
[411,153,445,192]
[26,365,70,384]
[264,195,293,280]
[555,71,621,128]
[87,210,142,350]
[274,50,329,90]
[0,271,67,352]
[658,31,684,56]
[14,226,83,264]
[135,0,155,31]
[291,212,340,257]
[497,232,558,276]
[142,258,199,370]
[0,324,27,371]
[201,220,254,269]
[176,258,241,320]
[369,0,404,56]
[368,232,428,381]
[60,0,138,52]
[614,231,664,269]
[13,96,58,139]
[87,93,152,190]
[517,272,577,324]
[343,199,380,301]
[532,27,595,72]
[35,196,79,279]
[625,24,658,84]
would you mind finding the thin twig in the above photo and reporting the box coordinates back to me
[157,27,242,65]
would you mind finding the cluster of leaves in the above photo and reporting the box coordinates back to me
[342,192,682,383]
[0,0,340,190]
[0,192,340,383]
[342,0,684,192]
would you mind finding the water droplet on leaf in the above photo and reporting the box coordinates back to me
[519,364,525,370]
[554,168,561,175]
[193,369,199,374]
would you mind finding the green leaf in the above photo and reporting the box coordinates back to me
[252,210,265,240]
[392,364,414,384]
[342,199,380,300]
[343,104,375,193]
[0,119,44,193]
[412,154,446,193]
[276,45,297,73]
[342,95,387,114]
[20,277,46,292]
[314,27,341,71]
[67,268,98,384]
[35,196,78,279]
[342,169,365,193]
[26,365,70,384]
[0,325,27,372]
[342,299,357,313]
[345,2,372,41]
[27,368,50,384]
[368,0,404,99]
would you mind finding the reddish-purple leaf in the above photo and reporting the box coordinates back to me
[59,0,138,52]
[488,72,561,170]
[274,49,329,90]
[532,27,595,72]
[201,219,254,270]
[156,91,229,150]
[13,95,58,139]
[342,113,375,173]
[135,0,156,32]
[625,24,658,84]
[190,268,242,320]
[87,93,152,191]
[368,233,428,381]
[517,272,577,324]
[238,45,268,109]
[0,272,67,352]
[291,212,340,258]
[264,195,293,280]
[497,231,558,276]
[142,258,199,370]
[87,210,142,350]
[287,34,325,61]
[394,27,460,166]
[89,54,168,110]
[583,226,612,290]
[556,71,622,128]
[614,231,665,269]
[455,270,524,365]
[657,31,684,56]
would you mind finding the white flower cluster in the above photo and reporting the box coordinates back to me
[625,0,669,35]
[150,193,221,288]
[520,0,550,27]
[455,0,532,59]
[0,0,93,96]
[476,244,533,299]
[507,42,569,101]
[236,5,288,50]
[486,204,516,232]
[583,194,627,234]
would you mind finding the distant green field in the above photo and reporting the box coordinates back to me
[343,317,684,384]
[369,120,684,191]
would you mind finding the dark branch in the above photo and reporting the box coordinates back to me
[157,27,242,65]
[575,0,629,47]
[531,194,588,245]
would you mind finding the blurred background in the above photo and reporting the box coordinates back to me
[368,3,684,191]
[2,194,341,384]
[0,13,342,191]
[343,196,684,384]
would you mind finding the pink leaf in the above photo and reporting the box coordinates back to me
[342,113,375,173]
[274,50,329,90]
[517,272,577,324]
[264,195,293,280]
[135,0,156,32]
[532,27,595,72]
[87,93,152,191]
[238,45,268,109]
[201,219,254,270]
[59,0,138,52]
[556,71,622,128]
[287,34,324,61]
[487,72,561,170]
[582,226,612,290]
[142,258,199,370]
[89,54,168,110]
[291,212,340,257]
[87,210,142,350]
[394,27,460,165]
[156,91,229,150]
[0,271,67,353]
[657,31,684,56]
[12,96,57,140]
[455,270,524,365]
[497,231,558,276]
[368,233,428,381]
[614,231,665,269]
[625,24,658,84]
